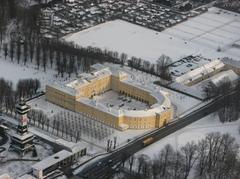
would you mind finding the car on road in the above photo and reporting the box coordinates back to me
[108,159,113,165]
[96,161,102,166]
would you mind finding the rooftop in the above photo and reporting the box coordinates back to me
[169,55,212,77]
[32,150,72,170]
[210,70,239,85]
[49,65,127,95]
[175,59,225,85]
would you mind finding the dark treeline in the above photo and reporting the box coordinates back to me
[118,132,240,179]
[16,79,41,98]
[0,0,17,43]
[1,37,173,80]
[0,0,41,43]
[0,78,41,115]
[203,78,240,123]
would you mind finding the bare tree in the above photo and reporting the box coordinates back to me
[3,43,8,59]
[128,155,135,172]
[181,141,198,179]
[156,54,172,81]
[16,39,21,64]
[10,40,15,61]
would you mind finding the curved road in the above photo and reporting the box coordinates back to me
[75,90,238,179]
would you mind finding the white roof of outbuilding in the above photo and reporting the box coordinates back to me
[32,150,72,171]
[175,60,225,84]
[18,174,36,179]
[210,70,239,85]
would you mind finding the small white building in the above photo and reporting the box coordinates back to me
[175,60,225,85]
[32,150,72,178]
[18,174,36,179]
[32,149,85,179]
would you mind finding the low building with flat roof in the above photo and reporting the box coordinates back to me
[175,59,225,86]
[32,148,85,179]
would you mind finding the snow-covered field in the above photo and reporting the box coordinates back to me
[164,8,240,60]
[64,7,240,63]
[137,114,240,158]
[0,56,52,89]
[63,19,198,63]
[0,52,78,90]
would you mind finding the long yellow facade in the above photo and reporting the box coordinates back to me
[46,65,172,131]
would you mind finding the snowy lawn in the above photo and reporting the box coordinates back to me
[0,52,79,90]
[137,114,240,158]
[63,19,198,63]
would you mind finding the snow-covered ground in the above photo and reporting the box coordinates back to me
[63,19,198,63]
[137,114,240,158]
[28,95,153,150]
[0,132,53,178]
[64,7,240,63]
[0,54,200,158]
[0,52,78,90]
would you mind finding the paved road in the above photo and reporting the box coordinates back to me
[75,90,237,179]
[0,134,8,146]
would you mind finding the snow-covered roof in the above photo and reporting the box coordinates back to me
[18,174,36,179]
[210,70,239,85]
[91,63,108,71]
[48,65,127,95]
[32,150,72,171]
[11,132,34,141]
[222,58,240,69]
[175,60,225,85]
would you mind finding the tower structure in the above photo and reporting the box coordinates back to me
[10,99,35,156]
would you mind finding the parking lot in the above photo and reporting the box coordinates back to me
[39,0,198,38]
[169,55,212,77]
[93,90,150,111]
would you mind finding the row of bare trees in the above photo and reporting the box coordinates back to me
[0,78,15,115]
[1,37,173,81]
[128,54,172,81]
[28,109,115,143]
[119,132,240,179]
[16,79,41,99]
[0,0,41,43]
[203,78,240,123]
[0,78,41,115]
[0,0,19,44]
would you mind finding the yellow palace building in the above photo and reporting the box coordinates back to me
[46,64,173,131]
